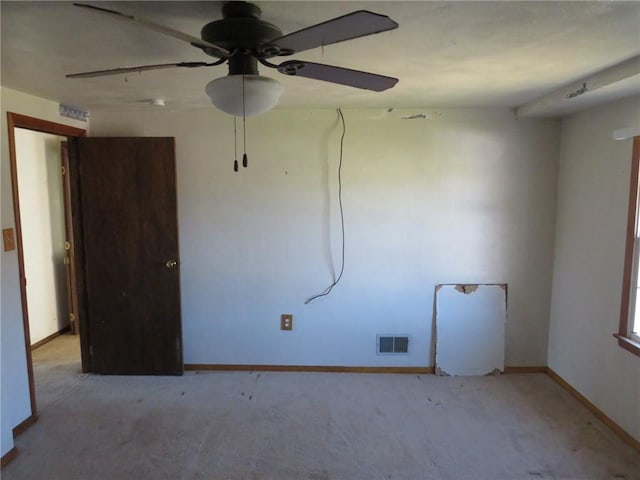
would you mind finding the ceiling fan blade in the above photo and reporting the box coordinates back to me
[277,61,398,92]
[266,10,398,55]
[66,61,219,78]
[73,3,230,57]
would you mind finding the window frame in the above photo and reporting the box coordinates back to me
[616,136,640,357]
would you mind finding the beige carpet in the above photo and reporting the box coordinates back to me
[5,336,639,480]
[31,333,87,410]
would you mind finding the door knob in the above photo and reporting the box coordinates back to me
[165,260,178,269]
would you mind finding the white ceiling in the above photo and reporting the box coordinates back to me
[2,1,639,116]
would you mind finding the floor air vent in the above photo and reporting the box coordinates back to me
[377,335,409,354]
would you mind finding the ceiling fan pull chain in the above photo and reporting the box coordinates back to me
[233,116,239,172]
[242,74,248,168]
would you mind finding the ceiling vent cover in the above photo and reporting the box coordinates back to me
[377,335,409,354]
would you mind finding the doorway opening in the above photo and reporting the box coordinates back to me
[7,113,86,424]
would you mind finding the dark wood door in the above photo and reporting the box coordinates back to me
[69,137,182,375]
[61,142,80,336]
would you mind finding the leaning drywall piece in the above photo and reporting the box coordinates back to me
[435,283,506,376]
[454,284,478,294]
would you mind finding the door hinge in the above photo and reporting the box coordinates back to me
[69,312,76,323]
[65,241,71,251]
[61,165,66,175]
[63,256,70,265]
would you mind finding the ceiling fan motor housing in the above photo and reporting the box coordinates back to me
[201,2,283,75]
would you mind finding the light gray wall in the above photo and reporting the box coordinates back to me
[0,87,86,457]
[0,91,563,459]
[548,95,640,441]
[15,128,69,344]
[90,107,560,368]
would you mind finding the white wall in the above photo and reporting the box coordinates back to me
[15,129,69,344]
[0,87,86,457]
[90,107,559,368]
[548,95,640,441]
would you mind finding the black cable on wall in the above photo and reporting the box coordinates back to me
[305,108,346,304]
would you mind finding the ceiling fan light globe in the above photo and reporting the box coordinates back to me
[205,74,283,117]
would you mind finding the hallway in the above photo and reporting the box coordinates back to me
[32,333,86,411]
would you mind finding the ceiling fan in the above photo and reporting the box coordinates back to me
[67,1,400,116]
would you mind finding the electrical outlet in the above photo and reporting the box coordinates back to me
[281,314,293,331]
